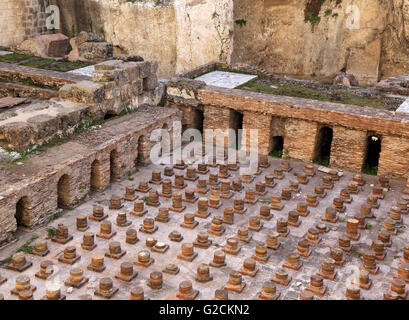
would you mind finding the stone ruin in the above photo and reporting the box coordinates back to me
[1,0,409,302]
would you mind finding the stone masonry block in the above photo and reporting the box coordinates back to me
[0,121,36,149]
[27,114,59,140]
[70,81,104,105]
[143,74,158,91]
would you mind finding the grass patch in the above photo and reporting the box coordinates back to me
[0,53,32,63]
[238,78,389,109]
[51,212,62,221]
[0,52,92,72]
[22,59,91,72]
[17,236,38,254]
[47,228,56,238]
[269,150,283,158]
[313,156,330,167]
[362,164,378,176]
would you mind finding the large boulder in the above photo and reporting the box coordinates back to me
[15,33,70,59]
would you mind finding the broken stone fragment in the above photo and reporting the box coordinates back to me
[333,72,359,87]
[76,31,99,46]
[114,54,144,62]
[143,74,158,91]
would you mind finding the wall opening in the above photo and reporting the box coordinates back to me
[192,108,204,134]
[57,174,71,208]
[90,160,102,191]
[110,149,120,182]
[230,110,243,149]
[270,136,284,157]
[15,196,30,228]
[104,112,117,120]
[314,126,333,166]
[363,134,381,175]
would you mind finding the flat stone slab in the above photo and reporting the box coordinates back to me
[0,97,27,110]
[396,97,409,114]
[194,71,257,89]
[0,51,12,57]
[68,65,95,77]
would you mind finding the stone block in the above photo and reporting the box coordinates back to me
[114,54,144,62]
[27,114,59,139]
[70,81,104,105]
[94,60,124,71]
[43,33,70,57]
[136,61,151,78]
[143,74,158,91]
[58,84,75,100]
[0,121,36,148]
[57,105,90,130]
[78,42,113,61]
[76,31,99,46]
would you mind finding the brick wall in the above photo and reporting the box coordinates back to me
[203,105,230,148]
[0,0,49,47]
[330,126,367,173]
[378,135,409,178]
[0,108,181,246]
[242,111,271,155]
[167,75,409,179]
[284,119,318,162]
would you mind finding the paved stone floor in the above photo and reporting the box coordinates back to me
[194,71,257,89]
[0,156,408,300]
[67,65,94,77]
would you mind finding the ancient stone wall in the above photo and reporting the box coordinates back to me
[52,0,234,78]
[0,57,161,150]
[49,0,409,81]
[0,0,50,47]
[167,69,409,179]
[232,0,409,83]
[0,107,180,247]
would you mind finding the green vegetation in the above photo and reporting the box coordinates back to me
[51,212,62,221]
[324,9,332,16]
[235,19,247,27]
[363,164,378,176]
[238,78,389,109]
[0,53,32,63]
[17,236,38,254]
[313,156,330,167]
[269,150,283,159]
[283,149,290,160]
[304,0,325,28]
[0,53,91,72]
[47,228,56,238]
